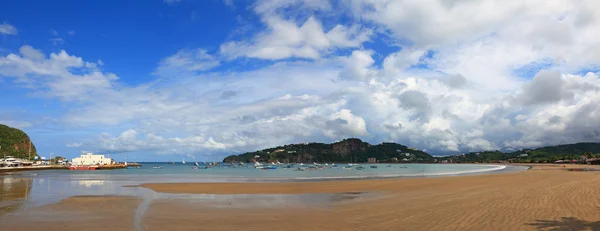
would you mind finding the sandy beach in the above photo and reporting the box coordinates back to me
[2,164,600,231]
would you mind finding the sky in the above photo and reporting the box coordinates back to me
[1,0,600,161]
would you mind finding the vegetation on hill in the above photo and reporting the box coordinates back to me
[225,138,600,164]
[0,124,38,160]
[223,138,434,163]
[438,142,600,163]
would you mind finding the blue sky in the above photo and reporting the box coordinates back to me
[1,0,600,161]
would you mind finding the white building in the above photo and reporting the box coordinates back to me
[71,153,113,166]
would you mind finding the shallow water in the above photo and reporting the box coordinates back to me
[0,164,527,217]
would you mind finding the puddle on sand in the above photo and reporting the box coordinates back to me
[150,191,383,210]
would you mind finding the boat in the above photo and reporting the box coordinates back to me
[69,165,98,170]
[282,164,294,168]
[194,162,199,166]
[168,161,174,164]
[343,166,353,170]
[293,167,305,171]
[152,165,162,169]
[182,159,186,164]
[356,166,364,170]
[370,165,378,169]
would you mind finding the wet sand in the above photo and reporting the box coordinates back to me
[0,196,140,231]
[3,164,600,231]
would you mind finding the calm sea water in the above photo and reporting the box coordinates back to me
[0,163,527,215]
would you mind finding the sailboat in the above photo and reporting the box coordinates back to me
[194,162,199,166]
[182,159,186,164]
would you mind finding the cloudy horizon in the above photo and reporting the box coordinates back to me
[1,0,600,161]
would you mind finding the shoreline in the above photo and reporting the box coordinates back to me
[136,164,587,195]
[3,163,600,230]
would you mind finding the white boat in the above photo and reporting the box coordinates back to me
[182,159,186,164]
[194,162,199,166]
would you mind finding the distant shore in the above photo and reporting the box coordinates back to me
[0,165,66,173]
[0,163,140,173]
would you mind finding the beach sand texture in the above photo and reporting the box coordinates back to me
[2,164,600,231]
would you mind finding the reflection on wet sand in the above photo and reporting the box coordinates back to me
[0,177,32,216]
[77,180,105,188]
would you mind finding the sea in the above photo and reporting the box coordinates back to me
[0,163,528,222]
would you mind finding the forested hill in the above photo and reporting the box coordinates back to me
[439,142,600,163]
[223,138,434,163]
[224,139,600,164]
[0,124,38,160]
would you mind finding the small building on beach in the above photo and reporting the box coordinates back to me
[71,153,114,166]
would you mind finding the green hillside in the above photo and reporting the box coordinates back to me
[0,124,38,160]
[223,138,434,163]
[439,142,600,163]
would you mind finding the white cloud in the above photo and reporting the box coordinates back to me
[49,38,65,46]
[155,49,220,77]
[66,143,82,148]
[0,23,17,35]
[0,45,117,101]
[220,15,371,60]
[5,0,600,158]
[19,45,45,60]
[338,50,375,81]
[0,120,32,129]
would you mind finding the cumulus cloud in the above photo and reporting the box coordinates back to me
[4,0,600,158]
[521,70,573,105]
[0,23,17,35]
[0,45,117,101]
[220,15,371,60]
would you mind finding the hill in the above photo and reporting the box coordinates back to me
[223,138,434,163]
[0,124,38,160]
[439,142,600,163]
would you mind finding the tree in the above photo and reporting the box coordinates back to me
[53,156,65,164]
